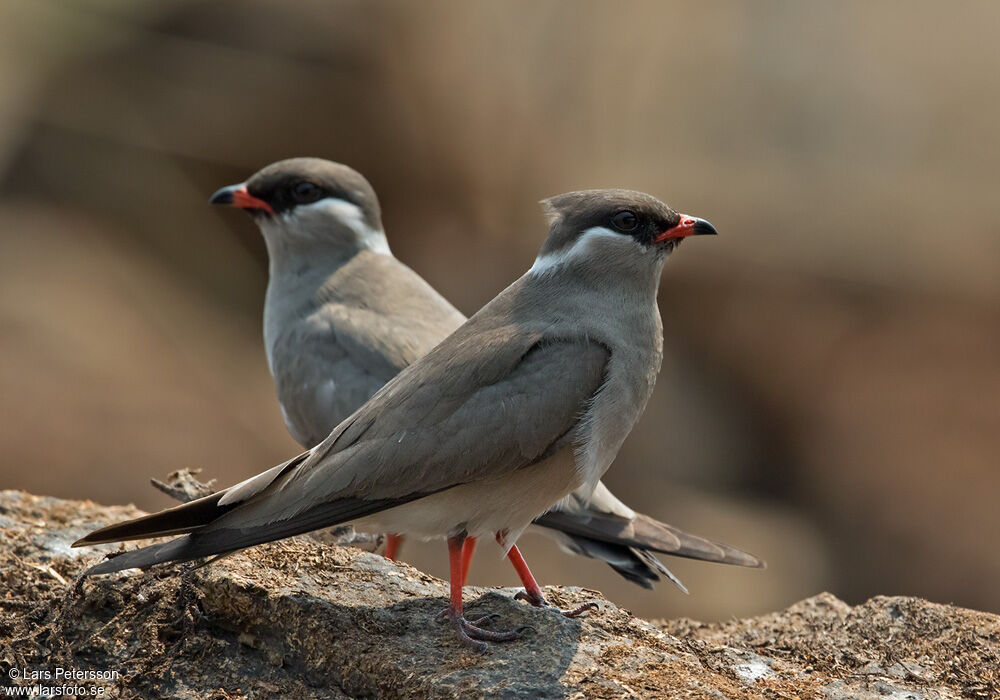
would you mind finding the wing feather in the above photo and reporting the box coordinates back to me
[76,321,610,572]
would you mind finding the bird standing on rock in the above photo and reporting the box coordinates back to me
[208,158,762,592]
[76,184,731,650]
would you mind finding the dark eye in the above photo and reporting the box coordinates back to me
[292,181,322,203]
[611,210,639,231]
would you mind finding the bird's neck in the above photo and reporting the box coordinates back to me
[529,250,665,309]
[261,246,365,371]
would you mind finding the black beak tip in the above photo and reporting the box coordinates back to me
[693,218,718,236]
[209,186,235,206]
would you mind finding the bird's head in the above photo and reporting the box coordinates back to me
[210,158,388,257]
[530,189,716,282]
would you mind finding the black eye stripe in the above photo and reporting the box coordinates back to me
[245,172,373,217]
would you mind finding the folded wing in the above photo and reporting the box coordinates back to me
[75,327,609,575]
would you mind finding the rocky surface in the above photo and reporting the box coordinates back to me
[1,490,997,699]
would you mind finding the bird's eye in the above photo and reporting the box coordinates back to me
[611,210,639,232]
[292,181,322,203]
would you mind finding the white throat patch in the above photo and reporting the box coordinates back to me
[284,198,391,255]
[529,226,642,275]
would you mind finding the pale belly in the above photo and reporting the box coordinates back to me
[352,448,581,545]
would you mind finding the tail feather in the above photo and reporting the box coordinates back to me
[632,513,764,568]
[84,536,200,575]
[548,529,688,592]
[632,548,688,594]
[532,510,764,569]
[74,452,316,551]
[79,494,426,576]
[72,491,231,546]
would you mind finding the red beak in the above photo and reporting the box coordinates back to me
[654,215,718,243]
[209,184,275,215]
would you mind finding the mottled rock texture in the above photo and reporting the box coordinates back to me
[2,491,997,699]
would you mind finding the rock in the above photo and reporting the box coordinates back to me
[2,491,997,699]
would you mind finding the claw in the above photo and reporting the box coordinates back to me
[513,590,533,604]
[467,612,500,626]
[514,590,598,618]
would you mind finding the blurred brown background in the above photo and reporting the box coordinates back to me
[1,1,998,622]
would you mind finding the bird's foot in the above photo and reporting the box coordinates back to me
[451,614,530,652]
[514,589,598,618]
[441,608,530,652]
[436,608,498,626]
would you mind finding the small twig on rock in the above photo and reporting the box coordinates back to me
[26,562,67,586]
[150,469,216,504]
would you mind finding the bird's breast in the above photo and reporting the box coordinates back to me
[573,317,663,495]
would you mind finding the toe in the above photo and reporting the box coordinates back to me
[460,618,525,643]
[561,601,599,618]
[467,612,499,626]
[513,589,545,607]
[457,630,489,652]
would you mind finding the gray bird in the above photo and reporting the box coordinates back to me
[75,185,740,649]
[206,158,761,591]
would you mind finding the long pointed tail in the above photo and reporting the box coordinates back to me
[532,509,764,571]
[73,492,232,547]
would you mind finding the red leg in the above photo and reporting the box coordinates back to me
[447,536,465,611]
[384,533,403,561]
[443,534,526,651]
[460,536,477,586]
[498,535,598,619]
[505,543,544,601]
